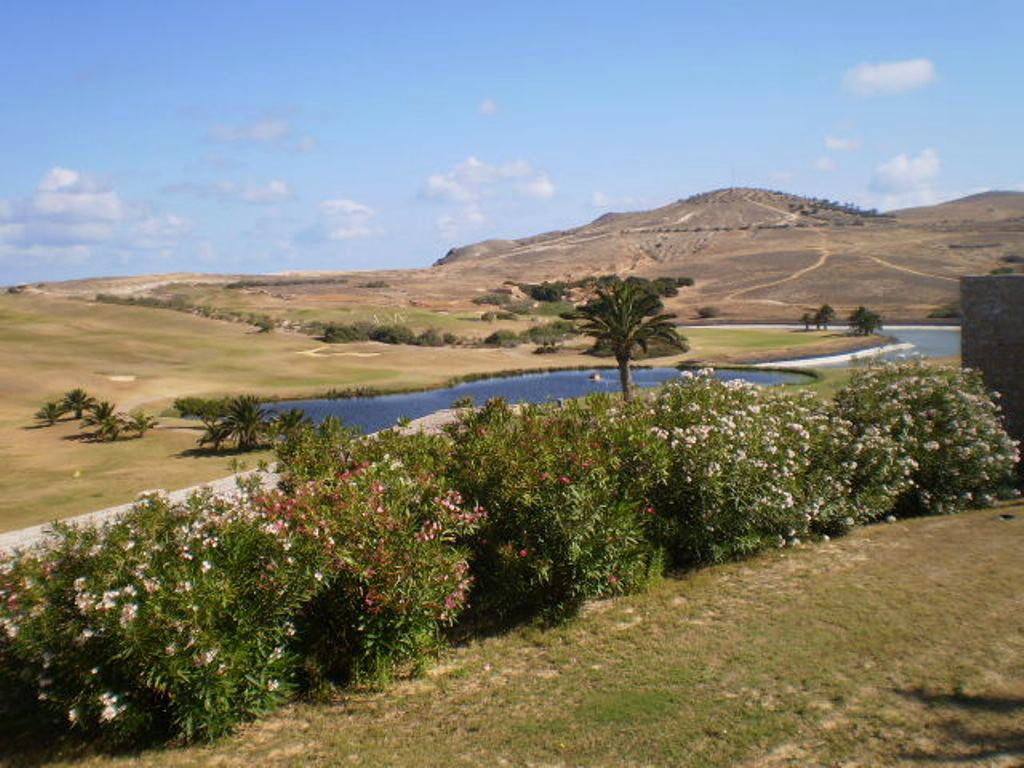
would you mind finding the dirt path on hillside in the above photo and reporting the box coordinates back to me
[724,234,831,301]
[864,254,958,282]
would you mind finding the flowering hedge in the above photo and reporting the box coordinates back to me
[0,459,483,744]
[445,396,662,623]
[0,362,1017,747]
[639,372,916,565]
[834,362,1020,516]
[0,486,329,744]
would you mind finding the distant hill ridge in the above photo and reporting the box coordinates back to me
[435,187,890,267]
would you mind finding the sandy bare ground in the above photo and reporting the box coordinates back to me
[0,408,462,555]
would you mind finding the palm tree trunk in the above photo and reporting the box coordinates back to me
[616,354,635,401]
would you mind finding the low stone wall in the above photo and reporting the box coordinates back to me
[961,276,1024,448]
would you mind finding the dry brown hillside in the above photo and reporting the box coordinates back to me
[432,188,1024,322]
[28,188,1024,322]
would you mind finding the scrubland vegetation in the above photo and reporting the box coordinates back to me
[1,362,1018,752]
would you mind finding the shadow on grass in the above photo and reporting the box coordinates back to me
[0,702,150,767]
[897,687,1024,763]
[174,445,268,459]
[20,417,79,431]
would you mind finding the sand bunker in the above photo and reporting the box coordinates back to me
[108,375,137,382]
[298,347,382,358]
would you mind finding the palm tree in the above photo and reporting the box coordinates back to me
[199,416,233,452]
[95,413,126,442]
[61,388,96,419]
[271,408,311,438]
[35,401,64,426]
[563,280,687,400]
[222,395,269,451]
[125,411,159,438]
[82,401,121,441]
[83,400,116,428]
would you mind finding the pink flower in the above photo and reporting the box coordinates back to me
[518,549,529,558]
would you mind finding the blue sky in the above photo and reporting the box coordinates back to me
[1,0,1022,284]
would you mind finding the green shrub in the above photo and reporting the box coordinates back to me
[280,460,482,688]
[471,293,511,306]
[639,372,914,563]
[483,330,520,347]
[0,487,331,744]
[445,397,662,623]
[833,362,1020,515]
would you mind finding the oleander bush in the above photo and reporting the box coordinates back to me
[263,459,483,691]
[445,397,663,623]
[638,372,917,563]
[0,485,331,744]
[834,362,1020,516]
[0,459,483,744]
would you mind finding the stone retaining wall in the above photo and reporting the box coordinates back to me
[961,276,1024,447]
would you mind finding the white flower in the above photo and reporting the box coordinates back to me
[98,692,123,722]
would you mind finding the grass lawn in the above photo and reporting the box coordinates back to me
[10,505,1022,767]
[0,293,885,530]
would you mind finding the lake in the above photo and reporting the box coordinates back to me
[265,367,811,433]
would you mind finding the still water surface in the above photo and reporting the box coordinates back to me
[266,367,810,433]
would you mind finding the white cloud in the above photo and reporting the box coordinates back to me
[436,205,486,242]
[423,156,556,202]
[815,156,837,172]
[478,98,498,117]
[825,135,861,151]
[241,179,293,204]
[294,135,318,153]
[210,117,291,143]
[165,179,294,205]
[129,213,192,250]
[0,167,191,270]
[844,58,935,95]
[296,198,381,242]
[870,148,940,207]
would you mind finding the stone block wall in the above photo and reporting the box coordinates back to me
[961,276,1024,446]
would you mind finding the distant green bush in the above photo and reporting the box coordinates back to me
[483,329,520,347]
[471,292,511,306]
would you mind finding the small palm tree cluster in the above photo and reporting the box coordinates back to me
[800,304,837,331]
[198,396,311,452]
[34,388,159,442]
[563,279,688,400]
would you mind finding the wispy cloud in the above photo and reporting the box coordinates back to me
[0,167,191,271]
[436,205,486,242]
[870,148,940,208]
[478,98,498,117]
[164,179,294,205]
[423,156,556,203]
[825,135,861,151]
[815,156,837,172]
[210,117,291,143]
[296,198,382,242]
[844,58,935,95]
